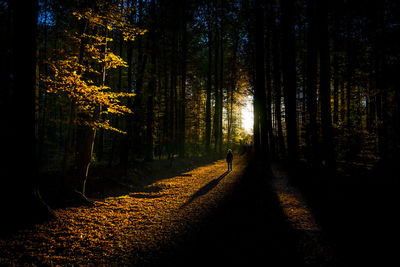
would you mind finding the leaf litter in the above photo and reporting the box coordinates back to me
[0,159,245,266]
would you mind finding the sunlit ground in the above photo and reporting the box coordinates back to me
[0,158,246,266]
[241,96,253,134]
[271,165,333,265]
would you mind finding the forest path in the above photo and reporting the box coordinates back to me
[0,156,322,266]
[271,163,334,266]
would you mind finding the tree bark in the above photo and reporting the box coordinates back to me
[272,6,285,159]
[213,16,220,153]
[281,0,298,166]
[145,0,157,161]
[306,0,319,166]
[205,6,212,152]
[265,2,275,156]
[132,0,147,159]
[179,2,188,158]
[318,0,336,170]
[1,0,54,229]
[254,0,269,160]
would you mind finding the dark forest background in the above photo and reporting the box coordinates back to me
[1,0,400,230]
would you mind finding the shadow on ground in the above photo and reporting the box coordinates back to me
[40,156,223,208]
[180,170,230,208]
[144,160,305,267]
[293,162,399,266]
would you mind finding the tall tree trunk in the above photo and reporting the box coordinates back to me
[227,29,238,149]
[318,0,335,170]
[254,0,268,160]
[145,0,157,161]
[179,3,187,158]
[332,7,340,126]
[265,2,275,156]
[205,6,212,153]
[76,25,108,196]
[170,25,178,157]
[272,6,285,158]
[306,0,319,166]
[2,0,53,228]
[120,31,134,173]
[218,19,224,154]
[281,0,298,166]
[372,0,388,160]
[332,50,339,125]
[213,19,220,153]
[132,0,147,159]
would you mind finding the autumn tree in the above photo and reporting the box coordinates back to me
[44,1,144,196]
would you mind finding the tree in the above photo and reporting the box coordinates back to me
[271,4,286,159]
[1,0,53,228]
[145,0,157,161]
[305,0,319,166]
[281,0,298,166]
[205,2,213,152]
[45,1,144,195]
[317,0,335,170]
[179,0,188,158]
[253,0,268,159]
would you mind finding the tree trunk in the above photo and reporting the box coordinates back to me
[254,0,268,160]
[205,7,212,153]
[1,0,54,229]
[265,2,275,156]
[272,7,285,159]
[281,0,298,166]
[179,3,187,158]
[145,0,157,161]
[76,24,108,196]
[227,29,238,149]
[213,20,220,153]
[318,0,336,170]
[132,0,147,159]
[306,0,319,166]
[218,20,224,155]
[170,25,178,157]
[332,8,340,125]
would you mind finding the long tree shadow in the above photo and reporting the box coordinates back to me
[75,156,224,201]
[151,159,305,267]
[180,170,230,208]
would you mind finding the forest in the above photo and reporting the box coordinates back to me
[1,0,400,265]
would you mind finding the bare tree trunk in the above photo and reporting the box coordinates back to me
[218,19,224,155]
[265,2,275,156]
[179,2,187,158]
[254,0,269,160]
[213,18,220,153]
[318,0,335,170]
[281,0,298,166]
[306,0,319,166]
[205,6,212,152]
[145,0,157,161]
[272,6,285,159]
[2,0,54,227]
[132,0,147,159]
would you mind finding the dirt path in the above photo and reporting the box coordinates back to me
[271,163,334,266]
[0,157,248,266]
[0,157,326,266]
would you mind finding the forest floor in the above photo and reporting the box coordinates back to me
[293,162,399,266]
[0,155,335,266]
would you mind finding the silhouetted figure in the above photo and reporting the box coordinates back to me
[226,149,233,171]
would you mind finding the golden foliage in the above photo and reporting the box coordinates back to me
[43,1,144,133]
